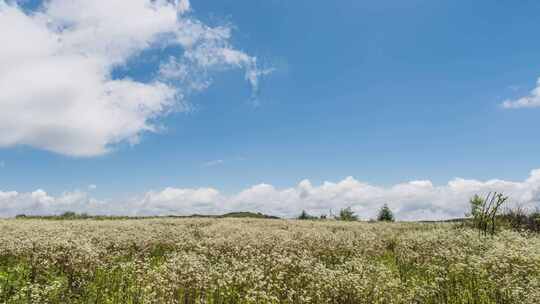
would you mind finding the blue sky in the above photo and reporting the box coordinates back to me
[0,0,539,219]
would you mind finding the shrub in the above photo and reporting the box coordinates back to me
[501,207,540,233]
[468,192,508,236]
[298,210,316,220]
[337,207,358,221]
[377,204,395,222]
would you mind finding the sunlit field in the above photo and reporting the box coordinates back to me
[1,218,539,303]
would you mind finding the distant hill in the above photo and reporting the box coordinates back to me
[14,211,281,220]
[219,212,280,219]
[418,218,468,223]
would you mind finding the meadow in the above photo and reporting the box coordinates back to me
[0,218,539,303]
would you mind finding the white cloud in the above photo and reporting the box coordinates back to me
[2,169,540,220]
[159,18,273,102]
[0,161,4,168]
[0,0,269,157]
[0,189,106,218]
[137,187,222,215]
[88,184,97,190]
[502,78,540,109]
[202,159,224,167]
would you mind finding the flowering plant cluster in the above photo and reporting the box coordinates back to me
[0,218,538,303]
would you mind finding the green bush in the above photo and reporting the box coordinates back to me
[297,210,316,220]
[500,207,540,233]
[468,192,508,236]
[337,207,358,221]
[377,204,395,222]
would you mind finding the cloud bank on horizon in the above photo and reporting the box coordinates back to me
[0,0,267,157]
[1,169,539,220]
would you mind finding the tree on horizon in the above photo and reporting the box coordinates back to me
[377,204,395,222]
[337,207,358,221]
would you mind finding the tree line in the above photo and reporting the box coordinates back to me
[297,204,395,222]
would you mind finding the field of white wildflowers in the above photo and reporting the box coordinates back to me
[0,218,539,303]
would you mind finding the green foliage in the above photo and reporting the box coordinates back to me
[500,207,540,233]
[297,210,316,220]
[377,204,395,222]
[469,195,484,219]
[468,192,508,236]
[337,207,358,221]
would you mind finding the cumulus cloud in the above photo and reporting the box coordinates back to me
[137,187,222,215]
[502,78,540,109]
[2,170,540,220]
[0,0,268,156]
[0,189,106,218]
